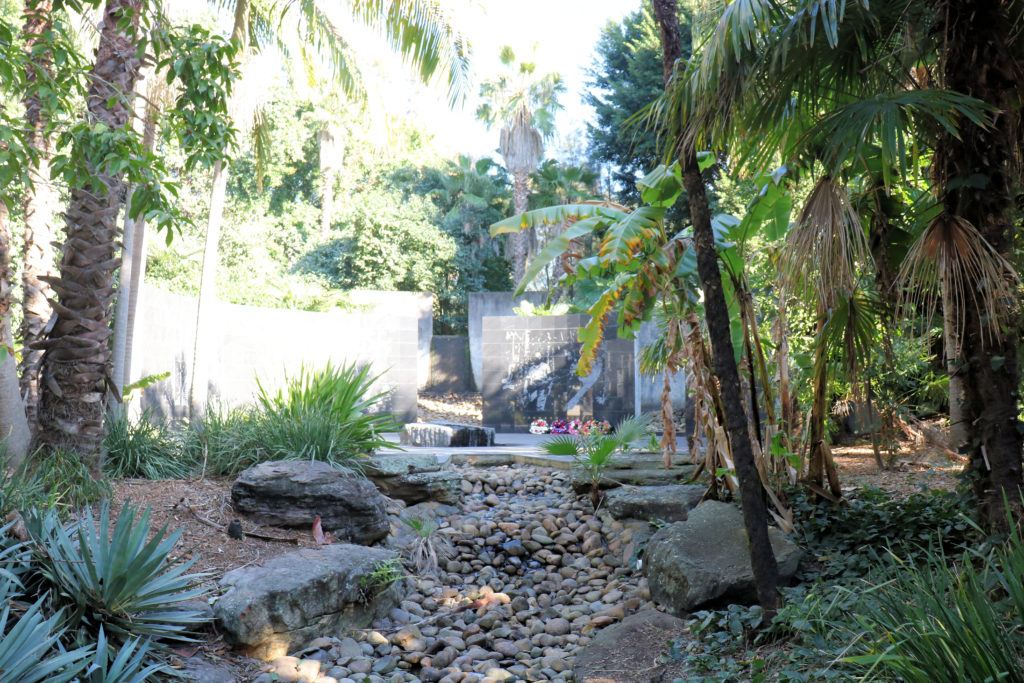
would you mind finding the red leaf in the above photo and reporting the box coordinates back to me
[312,516,331,545]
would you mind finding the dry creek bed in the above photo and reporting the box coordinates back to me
[250,462,657,683]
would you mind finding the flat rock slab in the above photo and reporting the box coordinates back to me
[365,454,462,505]
[400,422,495,447]
[644,500,802,613]
[573,610,688,683]
[231,460,389,544]
[605,485,706,523]
[214,544,400,660]
[571,455,697,493]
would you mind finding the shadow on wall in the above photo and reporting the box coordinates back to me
[481,314,635,432]
[130,284,425,423]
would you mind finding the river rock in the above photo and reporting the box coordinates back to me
[231,460,389,543]
[214,544,401,659]
[365,454,463,504]
[605,485,705,522]
[643,500,802,612]
[400,422,495,447]
[573,610,688,683]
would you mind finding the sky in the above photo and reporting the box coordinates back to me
[179,0,639,160]
[385,0,640,158]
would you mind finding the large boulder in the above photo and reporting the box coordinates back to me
[605,485,705,523]
[214,544,401,660]
[573,610,689,683]
[644,500,802,613]
[231,460,389,544]
[364,454,463,505]
[400,422,495,447]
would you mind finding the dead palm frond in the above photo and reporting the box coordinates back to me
[782,175,871,306]
[898,213,1019,347]
[400,517,455,575]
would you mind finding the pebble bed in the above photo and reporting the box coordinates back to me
[253,463,660,683]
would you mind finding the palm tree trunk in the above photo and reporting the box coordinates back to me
[652,0,779,617]
[34,0,143,467]
[0,202,32,466]
[940,272,967,450]
[937,0,1022,525]
[189,159,228,419]
[318,125,341,237]
[20,0,58,432]
[111,95,158,408]
[189,0,251,420]
[510,171,530,284]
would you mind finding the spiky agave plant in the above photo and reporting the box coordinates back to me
[544,414,652,508]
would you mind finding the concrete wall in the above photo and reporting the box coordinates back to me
[347,290,433,390]
[634,320,689,415]
[130,284,420,423]
[482,314,634,432]
[468,291,548,392]
[428,335,472,394]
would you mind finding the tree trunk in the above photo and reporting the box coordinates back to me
[189,159,228,419]
[0,202,32,466]
[34,0,143,467]
[111,95,158,409]
[189,0,251,420]
[940,272,967,451]
[510,171,530,285]
[936,0,1022,525]
[318,125,341,237]
[20,0,58,432]
[651,0,780,616]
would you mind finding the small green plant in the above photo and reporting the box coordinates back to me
[103,409,193,480]
[543,414,652,508]
[359,558,405,602]
[254,361,401,470]
[23,502,207,649]
[30,449,110,512]
[400,517,455,575]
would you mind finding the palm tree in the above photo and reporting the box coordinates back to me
[19,0,58,431]
[664,0,1023,522]
[476,46,564,285]
[651,0,780,616]
[188,0,471,418]
[34,0,144,464]
[0,201,32,466]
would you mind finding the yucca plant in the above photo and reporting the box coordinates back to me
[400,517,456,575]
[103,409,193,480]
[544,414,652,508]
[81,629,166,683]
[24,502,207,648]
[254,362,401,470]
[0,584,90,682]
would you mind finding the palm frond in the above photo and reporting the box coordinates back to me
[898,213,1019,346]
[782,175,871,305]
[542,435,581,457]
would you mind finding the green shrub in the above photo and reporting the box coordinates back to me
[253,361,400,469]
[103,409,194,480]
[24,502,207,648]
[31,449,110,512]
[80,629,165,683]
[182,406,264,477]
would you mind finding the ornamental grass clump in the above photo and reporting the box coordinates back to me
[254,361,401,471]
